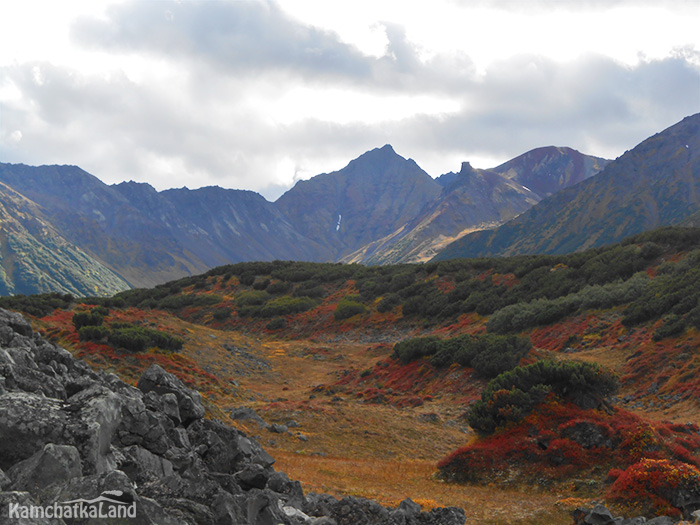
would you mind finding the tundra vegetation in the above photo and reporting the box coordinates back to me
[5,226,700,523]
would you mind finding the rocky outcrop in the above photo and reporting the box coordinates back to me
[0,308,465,524]
[572,504,686,525]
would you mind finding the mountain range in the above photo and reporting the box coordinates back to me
[436,113,700,259]
[0,113,697,295]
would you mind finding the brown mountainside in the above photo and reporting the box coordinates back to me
[436,113,700,260]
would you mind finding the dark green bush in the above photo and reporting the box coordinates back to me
[468,385,549,435]
[0,293,73,317]
[259,296,317,317]
[252,279,270,290]
[468,360,618,434]
[267,281,292,295]
[266,317,287,331]
[395,333,530,378]
[91,305,110,317]
[145,329,184,351]
[393,336,442,363]
[235,291,271,307]
[270,264,315,282]
[157,294,222,310]
[79,296,124,309]
[213,308,232,321]
[652,314,686,341]
[389,271,415,292]
[377,293,401,313]
[107,325,183,352]
[293,282,325,298]
[78,325,110,342]
[72,311,104,330]
[357,278,390,301]
[238,273,256,286]
[333,300,367,321]
[108,327,151,352]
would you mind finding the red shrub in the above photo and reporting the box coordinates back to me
[606,459,700,517]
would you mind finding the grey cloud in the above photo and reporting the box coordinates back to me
[72,0,373,81]
[342,53,700,173]
[71,0,479,93]
[1,43,698,203]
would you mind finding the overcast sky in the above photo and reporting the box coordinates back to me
[1,0,698,200]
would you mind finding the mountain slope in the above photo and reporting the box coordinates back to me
[436,113,700,259]
[275,144,443,260]
[0,164,324,289]
[0,182,129,296]
[491,146,610,198]
[157,185,327,264]
[346,147,609,264]
[0,163,204,288]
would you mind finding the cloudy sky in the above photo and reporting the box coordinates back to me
[1,0,698,200]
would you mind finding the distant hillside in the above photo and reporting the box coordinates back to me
[275,145,443,261]
[0,164,322,290]
[0,181,128,296]
[344,147,609,264]
[436,113,700,260]
[490,146,609,197]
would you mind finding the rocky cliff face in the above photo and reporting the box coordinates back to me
[0,309,465,525]
[436,113,700,260]
[490,146,610,199]
[275,145,443,261]
[344,146,608,265]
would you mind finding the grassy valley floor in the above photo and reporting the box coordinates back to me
[34,309,622,524]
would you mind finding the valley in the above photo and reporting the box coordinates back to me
[7,225,700,523]
[33,310,574,524]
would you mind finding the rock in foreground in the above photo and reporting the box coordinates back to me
[0,309,465,524]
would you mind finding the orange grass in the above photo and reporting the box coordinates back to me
[273,451,571,525]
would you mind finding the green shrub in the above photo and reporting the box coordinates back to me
[389,271,415,292]
[393,336,442,363]
[333,300,367,321]
[78,325,110,342]
[377,293,401,313]
[468,360,618,434]
[108,327,151,352]
[652,314,686,341]
[72,311,104,330]
[266,317,287,331]
[238,273,256,286]
[267,281,292,295]
[107,325,183,352]
[145,329,184,351]
[293,282,325,298]
[252,278,270,290]
[357,278,390,301]
[79,296,124,309]
[212,308,232,321]
[258,296,317,317]
[270,264,315,282]
[235,290,271,307]
[394,333,531,378]
[157,294,222,310]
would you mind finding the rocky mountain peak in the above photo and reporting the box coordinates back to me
[344,144,406,173]
[459,161,474,173]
